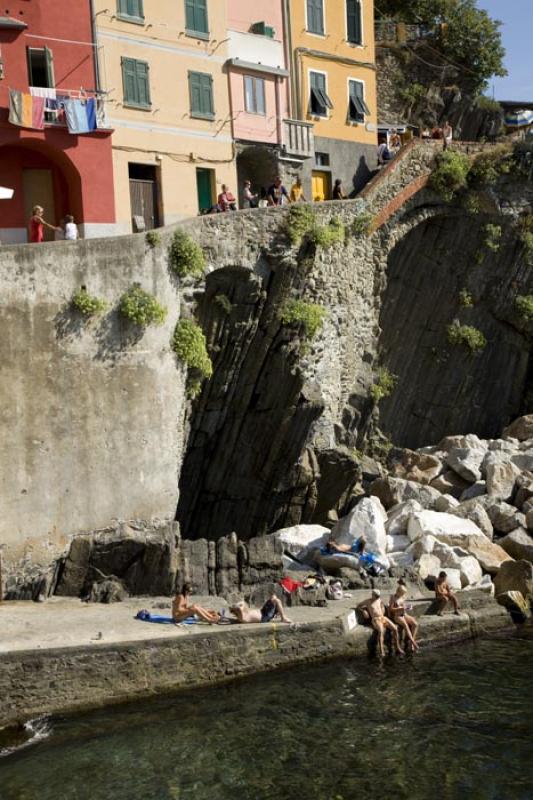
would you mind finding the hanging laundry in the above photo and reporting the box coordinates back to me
[29,87,57,100]
[64,98,97,134]
[96,96,109,129]
[8,90,45,130]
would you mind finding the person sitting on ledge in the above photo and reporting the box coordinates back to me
[229,592,291,624]
[172,583,220,624]
[357,589,404,657]
[435,571,460,617]
[388,578,419,652]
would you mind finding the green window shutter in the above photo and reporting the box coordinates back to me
[135,60,150,107]
[307,0,324,34]
[186,0,209,35]
[347,0,362,44]
[44,47,55,88]
[122,57,137,104]
[118,0,144,19]
[189,71,214,118]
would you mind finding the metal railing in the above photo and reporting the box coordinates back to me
[283,119,315,159]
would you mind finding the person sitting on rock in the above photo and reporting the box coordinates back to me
[172,583,220,624]
[325,535,367,555]
[229,592,291,624]
[435,571,460,617]
[388,579,419,652]
[357,589,404,657]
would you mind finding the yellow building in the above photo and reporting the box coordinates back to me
[94,0,237,232]
[285,0,378,200]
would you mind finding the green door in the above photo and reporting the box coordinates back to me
[196,168,214,213]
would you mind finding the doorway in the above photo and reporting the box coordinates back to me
[311,170,331,202]
[196,168,215,213]
[129,163,160,231]
[23,169,56,241]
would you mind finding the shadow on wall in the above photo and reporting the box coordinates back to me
[351,155,375,197]
[377,214,531,448]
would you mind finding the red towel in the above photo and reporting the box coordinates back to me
[279,577,304,594]
[31,96,45,130]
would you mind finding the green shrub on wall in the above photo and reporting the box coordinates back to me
[459,288,474,307]
[145,230,161,248]
[169,229,206,278]
[370,367,397,403]
[515,295,533,322]
[484,223,502,252]
[172,319,213,378]
[429,151,470,201]
[447,320,487,353]
[286,205,316,246]
[352,212,374,237]
[72,287,107,316]
[310,217,346,248]
[119,284,167,327]
[468,144,513,187]
[516,215,533,263]
[280,299,327,339]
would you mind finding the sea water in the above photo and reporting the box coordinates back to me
[1,632,532,800]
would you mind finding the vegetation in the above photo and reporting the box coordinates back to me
[145,230,161,248]
[468,144,513,187]
[515,295,533,322]
[483,223,502,252]
[213,294,232,315]
[447,320,487,352]
[352,212,374,237]
[370,367,397,403]
[462,192,481,215]
[286,205,316,246]
[169,229,206,278]
[516,215,533,263]
[172,319,213,378]
[458,288,474,307]
[71,287,107,316]
[399,82,426,107]
[280,299,327,339]
[119,284,167,327]
[429,150,470,201]
[310,217,346,248]
[376,0,506,93]
[475,95,502,113]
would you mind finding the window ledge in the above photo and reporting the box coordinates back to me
[117,14,145,25]
[346,41,364,48]
[185,29,210,41]
[190,112,215,121]
[306,30,326,37]
[123,102,152,111]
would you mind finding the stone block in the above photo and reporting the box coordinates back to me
[417,553,441,581]
[484,456,520,500]
[459,556,483,587]
[385,500,423,536]
[407,511,482,542]
[445,446,485,483]
[370,477,441,511]
[498,528,533,564]
[494,559,533,600]
[430,470,470,499]
[503,415,533,442]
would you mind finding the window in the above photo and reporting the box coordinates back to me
[27,47,54,88]
[185,0,209,37]
[309,71,332,117]
[244,76,266,115]
[346,0,362,45]
[122,58,151,109]
[189,71,214,119]
[117,0,144,22]
[348,79,370,123]
[315,152,330,167]
[306,0,324,35]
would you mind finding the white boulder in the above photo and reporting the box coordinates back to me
[385,500,423,536]
[274,524,329,562]
[407,511,483,543]
[432,541,469,570]
[407,534,437,560]
[484,455,520,500]
[459,556,483,587]
[446,446,486,483]
[434,494,460,512]
[389,551,415,568]
[386,533,410,553]
[330,496,388,559]
[417,553,441,581]
[443,568,463,591]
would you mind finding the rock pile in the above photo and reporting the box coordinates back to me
[273,416,533,617]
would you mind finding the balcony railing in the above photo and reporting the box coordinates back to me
[282,119,314,159]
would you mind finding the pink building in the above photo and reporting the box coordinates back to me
[226,0,313,205]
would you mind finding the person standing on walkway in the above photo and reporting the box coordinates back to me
[29,205,59,243]
[332,179,347,200]
[242,180,258,209]
[267,176,289,207]
[442,121,453,150]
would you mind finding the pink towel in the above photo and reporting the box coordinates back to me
[31,96,45,130]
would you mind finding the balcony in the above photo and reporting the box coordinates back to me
[282,119,314,159]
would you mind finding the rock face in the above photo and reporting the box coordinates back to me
[494,560,533,600]
[370,477,440,511]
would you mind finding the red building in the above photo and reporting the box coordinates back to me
[0,2,115,242]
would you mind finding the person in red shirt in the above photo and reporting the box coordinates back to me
[217,185,237,212]
[29,205,60,243]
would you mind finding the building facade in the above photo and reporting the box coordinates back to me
[0,2,115,242]
[286,0,378,199]
[94,0,238,231]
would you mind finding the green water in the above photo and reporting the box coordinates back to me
[1,634,533,800]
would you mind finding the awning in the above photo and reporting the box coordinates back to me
[0,186,14,199]
[505,109,533,128]
[310,87,333,112]
[0,16,27,30]
[350,95,370,116]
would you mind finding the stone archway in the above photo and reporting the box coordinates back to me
[235,145,280,207]
[0,140,83,243]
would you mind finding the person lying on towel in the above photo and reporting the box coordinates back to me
[229,592,291,624]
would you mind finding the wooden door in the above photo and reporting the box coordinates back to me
[129,177,158,231]
[312,170,331,202]
[22,169,56,241]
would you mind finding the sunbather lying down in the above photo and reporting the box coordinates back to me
[229,593,291,624]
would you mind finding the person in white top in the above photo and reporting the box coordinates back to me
[442,121,453,150]
[242,180,258,209]
[64,214,79,240]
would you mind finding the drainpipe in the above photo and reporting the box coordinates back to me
[89,0,101,91]
[275,75,283,146]
[282,0,297,119]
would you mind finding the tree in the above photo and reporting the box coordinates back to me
[376,0,506,92]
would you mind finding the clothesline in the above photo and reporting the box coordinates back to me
[8,89,109,133]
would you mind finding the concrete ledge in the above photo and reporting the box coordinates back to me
[0,602,512,728]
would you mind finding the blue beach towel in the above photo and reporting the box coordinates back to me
[134,610,197,625]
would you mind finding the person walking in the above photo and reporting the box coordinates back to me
[332,179,347,200]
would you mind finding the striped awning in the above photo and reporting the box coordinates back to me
[505,108,533,128]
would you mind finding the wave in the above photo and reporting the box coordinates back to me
[0,715,53,758]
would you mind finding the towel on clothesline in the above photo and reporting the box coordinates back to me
[64,98,97,134]
[8,90,45,130]
[30,86,57,100]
